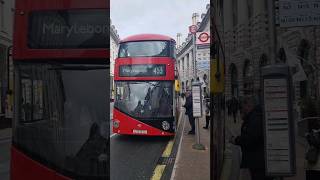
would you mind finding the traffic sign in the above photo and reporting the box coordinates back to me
[210,58,224,93]
[175,80,181,92]
[196,32,210,45]
[189,25,198,34]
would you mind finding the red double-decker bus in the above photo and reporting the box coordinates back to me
[112,34,180,136]
[11,0,109,179]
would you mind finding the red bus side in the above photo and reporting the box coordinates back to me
[11,147,71,180]
[11,1,109,179]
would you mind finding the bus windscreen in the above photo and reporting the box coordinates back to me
[28,9,109,49]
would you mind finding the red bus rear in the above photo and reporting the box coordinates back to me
[11,0,109,179]
[112,34,180,136]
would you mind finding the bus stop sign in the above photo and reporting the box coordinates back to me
[192,82,202,118]
[261,64,296,177]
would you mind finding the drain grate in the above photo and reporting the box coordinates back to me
[157,157,175,165]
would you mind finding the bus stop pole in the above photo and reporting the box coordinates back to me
[192,82,205,150]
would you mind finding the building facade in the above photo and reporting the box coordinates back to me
[110,20,120,100]
[215,0,320,117]
[0,0,14,122]
[177,4,210,93]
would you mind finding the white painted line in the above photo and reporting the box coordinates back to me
[170,113,186,180]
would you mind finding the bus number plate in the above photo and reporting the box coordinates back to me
[133,129,148,134]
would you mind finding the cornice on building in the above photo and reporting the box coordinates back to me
[176,3,210,56]
[198,6,210,32]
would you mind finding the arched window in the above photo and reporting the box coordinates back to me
[243,60,254,95]
[259,54,268,76]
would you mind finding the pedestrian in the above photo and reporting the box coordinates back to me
[229,96,273,180]
[226,98,232,116]
[203,92,210,129]
[183,90,195,134]
[230,96,239,123]
[305,120,320,180]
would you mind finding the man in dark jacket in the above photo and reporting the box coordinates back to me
[183,91,195,134]
[230,96,273,180]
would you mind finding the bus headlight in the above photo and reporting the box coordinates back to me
[113,120,120,128]
[162,121,170,131]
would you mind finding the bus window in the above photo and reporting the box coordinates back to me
[118,41,169,57]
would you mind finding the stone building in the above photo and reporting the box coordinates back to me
[177,4,210,93]
[110,20,120,100]
[214,0,320,116]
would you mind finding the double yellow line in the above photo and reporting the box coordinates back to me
[151,106,184,180]
[150,140,174,180]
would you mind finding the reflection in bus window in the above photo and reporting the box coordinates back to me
[20,70,45,122]
[114,81,173,118]
[15,64,108,178]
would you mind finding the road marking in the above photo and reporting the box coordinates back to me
[149,107,185,180]
[150,165,166,180]
[162,140,174,157]
[170,113,186,180]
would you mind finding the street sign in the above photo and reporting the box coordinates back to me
[196,60,210,70]
[192,82,202,118]
[279,0,320,27]
[197,44,210,49]
[261,65,296,177]
[189,25,198,34]
[196,32,210,45]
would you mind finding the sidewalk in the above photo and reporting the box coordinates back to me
[171,112,210,180]
[223,113,307,180]
[0,128,11,180]
[0,128,12,141]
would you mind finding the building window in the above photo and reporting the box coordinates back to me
[232,0,238,27]
[247,0,253,19]
[259,54,268,77]
[0,0,4,31]
[264,0,268,12]
[277,48,287,63]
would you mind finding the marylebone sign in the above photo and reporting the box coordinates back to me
[28,9,108,49]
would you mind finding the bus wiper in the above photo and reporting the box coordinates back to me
[48,65,108,70]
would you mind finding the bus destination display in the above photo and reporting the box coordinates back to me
[28,9,109,49]
[119,64,166,77]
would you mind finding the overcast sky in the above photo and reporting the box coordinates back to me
[111,0,209,42]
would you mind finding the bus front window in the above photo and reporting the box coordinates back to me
[118,41,169,57]
[114,81,173,118]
